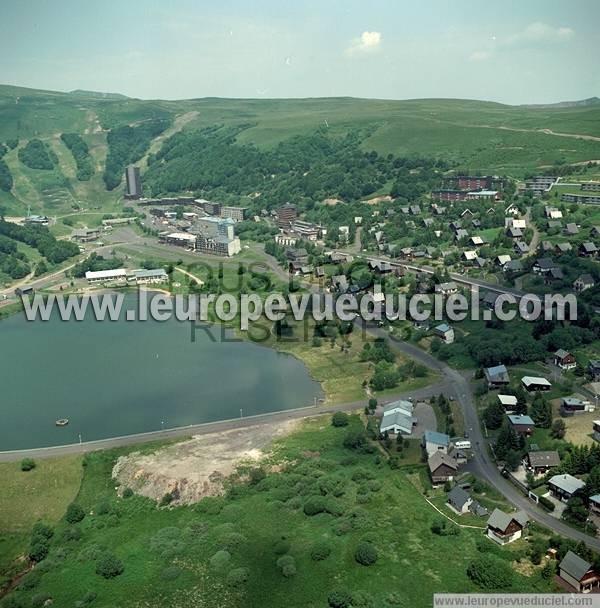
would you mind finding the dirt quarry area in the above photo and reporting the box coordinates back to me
[112,419,299,504]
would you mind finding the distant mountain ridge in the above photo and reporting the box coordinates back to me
[68,89,129,100]
[521,97,600,109]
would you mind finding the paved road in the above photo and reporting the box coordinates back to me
[0,382,448,463]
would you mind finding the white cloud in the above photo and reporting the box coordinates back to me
[346,31,382,56]
[469,50,491,62]
[505,22,574,48]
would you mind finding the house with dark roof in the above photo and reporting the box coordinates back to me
[532,258,555,274]
[506,226,523,239]
[484,364,510,388]
[446,486,472,514]
[558,551,600,593]
[564,223,579,236]
[434,281,458,296]
[573,274,595,293]
[486,509,528,545]
[433,323,454,344]
[526,450,560,475]
[427,452,458,484]
[507,414,535,436]
[544,267,564,285]
[555,242,572,254]
[548,474,585,502]
[579,242,598,257]
[514,240,529,255]
[561,396,594,415]
[503,260,523,274]
[554,349,576,370]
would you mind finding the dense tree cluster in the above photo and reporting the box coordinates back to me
[0,234,30,278]
[144,125,446,209]
[60,133,94,180]
[103,118,171,190]
[71,253,124,278]
[0,219,79,264]
[18,139,57,170]
[0,143,12,192]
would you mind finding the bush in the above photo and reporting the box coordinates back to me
[539,495,555,512]
[273,539,291,555]
[31,523,53,540]
[304,496,327,516]
[161,566,182,580]
[62,526,83,542]
[209,550,231,571]
[328,589,353,608]
[467,555,513,590]
[310,541,332,561]
[248,467,266,485]
[122,487,134,499]
[20,458,36,471]
[227,567,249,586]
[149,527,186,558]
[95,552,124,578]
[159,492,174,507]
[276,554,297,577]
[66,503,85,524]
[354,541,378,566]
[332,411,350,427]
[28,538,49,562]
[31,593,52,608]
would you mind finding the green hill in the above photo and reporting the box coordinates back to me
[0,84,599,217]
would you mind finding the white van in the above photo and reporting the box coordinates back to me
[454,440,471,450]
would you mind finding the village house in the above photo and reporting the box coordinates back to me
[564,223,579,236]
[71,228,100,242]
[486,509,528,545]
[554,349,576,370]
[379,400,416,436]
[498,394,518,411]
[526,450,560,475]
[521,376,552,392]
[484,364,510,388]
[446,486,472,514]
[455,229,469,241]
[331,275,349,293]
[545,206,563,219]
[573,274,595,293]
[462,250,477,263]
[532,258,556,274]
[590,495,600,515]
[433,323,455,344]
[548,474,585,502]
[544,267,564,286]
[589,360,600,381]
[428,452,458,484]
[507,414,535,436]
[503,260,523,274]
[594,420,600,442]
[131,268,169,285]
[514,240,529,255]
[558,551,600,593]
[554,242,572,255]
[579,242,598,258]
[422,430,450,457]
[470,236,484,247]
[506,226,523,239]
[495,254,512,267]
[561,396,594,415]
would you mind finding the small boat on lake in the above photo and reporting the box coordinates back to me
[55,419,69,427]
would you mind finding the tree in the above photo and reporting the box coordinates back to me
[28,538,49,562]
[551,418,566,439]
[564,496,588,525]
[332,411,350,427]
[328,589,353,608]
[483,401,505,429]
[530,394,552,428]
[368,398,378,413]
[310,541,332,561]
[96,553,124,578]
[65,503,85,524]
[354,541,378,566]
[20,458,36,471]
[467,555,513,590]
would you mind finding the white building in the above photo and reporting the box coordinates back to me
[85,269,128,284]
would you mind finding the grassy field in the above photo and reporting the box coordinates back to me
[0,455,83,584]
[0,416,555,608]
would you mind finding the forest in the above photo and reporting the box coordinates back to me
[144,125,447,210]
[17,139,57,170]
[0,142,12,191]
[103,118,171,190]
[60,133,94,181]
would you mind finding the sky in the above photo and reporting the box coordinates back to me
[0,0,598,104]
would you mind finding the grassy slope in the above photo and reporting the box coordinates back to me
[0,455,83,582]
[1,417,553,608]
[1,86,599,218]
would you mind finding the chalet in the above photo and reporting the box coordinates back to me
[446,486,472,515]
[428,452,458,484]
[462,250,477,262]
[545,206,563,219]
[482,292,501,309]
[422,430,450,457]
[514,240,529,255]
[455,229,469,241]
[589,360,600,381]
[544,267,564,285]
[506,226,523,239]
[503,260,523,274]
[314,266,325,278]
[460,208,474,218]
[526,450,560,475]
[540,241,554,252]
[433,323,455,344]
[496,255,511,267]
[562,396,594,415]
[547,220,562,230]
[573,274,595,293]
[590,495,600,515]
[486,509,528,545]
[423,218,434,228]
[498,394,518,410]
[558,551,600,593]
[379,400,416,436]
[434,281,458,296]
[449,221,462,233]
[474,256,487,268]
[555,242,572,254]
[409,205,421,215]
[329,252,353,264]
[331,275,348,292]
[579,242,598,258]
[507,414,535,436]
[470,236,484,247]
[508,218,527,230]
[564,223,579,236]
[592,226,600,239]
[472,219,482,228]
[505,203,519,215]
[554,349,576,370]
[484,364,510,387]
[548,474,585,502]
[594,420,600,442]
[368,260,393,274]
[522,376,552,392]
[532,258,555,274]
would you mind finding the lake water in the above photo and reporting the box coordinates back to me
[0,296,323,450]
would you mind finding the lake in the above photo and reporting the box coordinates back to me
[0,295,323,450]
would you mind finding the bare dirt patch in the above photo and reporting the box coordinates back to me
[112,419,300,504]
